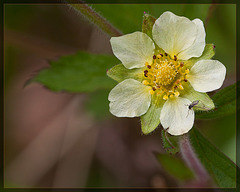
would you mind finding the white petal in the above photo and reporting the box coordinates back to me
[187,60,226,93]
[177,19,206,60]
[108,79,152,117]
[152,11,197,59]
[160,97,194,136]
[110,32,155,69]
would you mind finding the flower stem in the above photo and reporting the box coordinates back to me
[66,0,123,37]
[179,133,210,183]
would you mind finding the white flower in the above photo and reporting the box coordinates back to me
[108,11,226,136]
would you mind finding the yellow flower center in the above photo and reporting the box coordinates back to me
[142,53,189,100]
[153,61,177,86]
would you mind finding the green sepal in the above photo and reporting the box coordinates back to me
[196,82,238,119]
[31,51,118,93]
[161,129,179,155]
[140,94,164,134]
[185,44,216,67]
[155,153,194,181]
[180,82,215,111]
[107,64,143,83]
[141,13,165,53]
[142,13,156,39]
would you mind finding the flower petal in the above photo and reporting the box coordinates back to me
[177,19,206,60]
[108,79,152,117]
[187,60,226,93]
[160,97,194,136]
[152,11,197,59]
[110,32,155,69]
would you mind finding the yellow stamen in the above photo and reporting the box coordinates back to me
[163,95,168,100]
[142,80,149,85]
[179,84,184,90]
[150,90,155,95]
[174,91,180,97]
[143,52,191,100]
[185,69,190,74]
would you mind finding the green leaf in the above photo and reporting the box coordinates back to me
[140,94,163,135]
[161,129,179,155]
[196,82,238,119]
[142,13,156,39]
[185,44,215,67]
[190,128,237,188]
[32,51,118,93]
[156,153,194,181]
[107,64,143,83]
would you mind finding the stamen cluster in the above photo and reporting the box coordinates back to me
[142,53,190,100]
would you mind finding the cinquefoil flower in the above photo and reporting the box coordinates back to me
[107,11,226,136]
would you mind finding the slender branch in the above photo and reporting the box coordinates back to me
[66,0,123,37]
[179,134,210,183]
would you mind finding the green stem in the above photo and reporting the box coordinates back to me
[66,0,123,37]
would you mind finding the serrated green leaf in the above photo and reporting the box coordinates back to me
[190,128,237,188]
[107,64,143,83]
[196,82,238,119]
[32,51,118,93]
[142,13,156,39]
[185,44,215,67]
[156,153,194,181]
[161,129,179,155]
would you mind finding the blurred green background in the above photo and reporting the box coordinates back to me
[4,4,236,188]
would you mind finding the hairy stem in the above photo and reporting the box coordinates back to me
[66,0,122,37]
[179,134,210,183]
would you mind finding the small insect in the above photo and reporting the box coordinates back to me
[188,100,199,110]
[185,100,199,117]
[185,100,210,117]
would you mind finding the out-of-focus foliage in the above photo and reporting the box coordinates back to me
[4,5,35,30]
[31,51,118,92]
[190,128,237,188]
[156,153,194,181]
[85,89,111,120]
